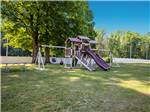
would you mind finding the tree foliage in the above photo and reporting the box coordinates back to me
[2,1,149,60]
[108,31,150,59]
[2,1,96,62]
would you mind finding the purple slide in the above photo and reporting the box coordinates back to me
[85,48,110,71]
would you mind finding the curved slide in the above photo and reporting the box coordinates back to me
[85,48,110,71]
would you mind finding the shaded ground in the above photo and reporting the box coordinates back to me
[1,63,150,112]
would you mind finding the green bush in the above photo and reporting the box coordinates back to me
[103,57,111,63]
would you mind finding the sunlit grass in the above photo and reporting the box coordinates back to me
[119,80,150,95]
[1,63,150,112]
[8,74,20,78]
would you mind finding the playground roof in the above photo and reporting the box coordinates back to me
[77,36,90,40]
[89,40,97,44]
[66,38,81,43]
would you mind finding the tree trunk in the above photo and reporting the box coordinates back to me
[45,47,50,64]
[30,13,39,63]
[32,30,39,63]
[44,25,50,64]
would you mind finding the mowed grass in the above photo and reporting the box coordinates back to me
[1,63,150,112]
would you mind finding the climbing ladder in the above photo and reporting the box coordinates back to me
[75,51,94,71]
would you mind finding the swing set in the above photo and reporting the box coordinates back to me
[35,36,119,71]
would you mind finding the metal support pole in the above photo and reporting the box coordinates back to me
[6,38,8,56]
[38,48,41,69]
[109,51,112,66]
[146,44,148,60]
[130,44,132,58]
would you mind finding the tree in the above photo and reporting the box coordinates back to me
[107,30,150,59]
[2,20,32,51]
[94,29,106,49]
[2,1,42,62]
[2,1,96,63]
[39,1,96,63]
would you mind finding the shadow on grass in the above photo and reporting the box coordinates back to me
[1,63,150,112]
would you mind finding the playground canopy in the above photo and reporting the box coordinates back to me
[66,37,97,44]
[66,38,81,43]
[77,36,90,41]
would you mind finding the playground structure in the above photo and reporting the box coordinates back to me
[64,36,110,71]
[35,45,65,70]
[36,36,114,71]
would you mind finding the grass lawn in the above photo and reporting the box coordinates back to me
[1,63,150,112]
